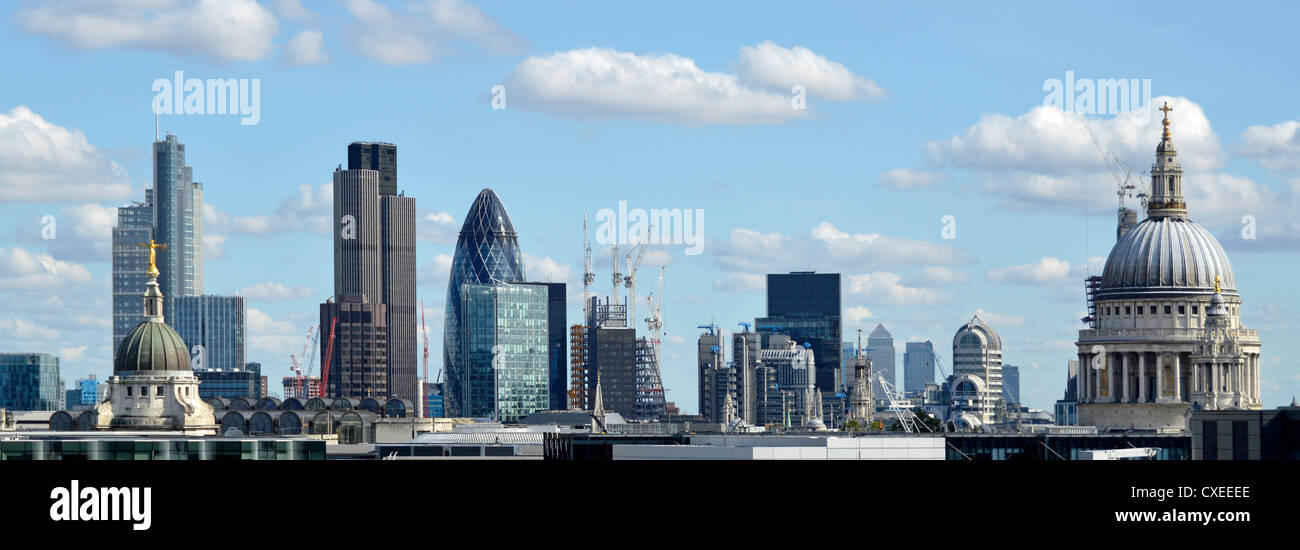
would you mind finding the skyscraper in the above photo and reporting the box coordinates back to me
[174,295,245,372]
[457,283,550,421]
[867,324,895,397]
[585,297,638,418]
[325,142,417,403]
[756,272,841,391]
[952,315,1003,423]
[1002,364,1020,406]
[0,353,61,411]
[152,134,203,315]
[112,195,154,355]
[443,189,527,417]
[522,281,568,410]
[321,294,388,399]
[904,340,936,394]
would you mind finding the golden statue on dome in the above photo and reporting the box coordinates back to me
[139,239,166,278]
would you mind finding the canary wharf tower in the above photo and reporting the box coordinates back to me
[1076,103,1262,431]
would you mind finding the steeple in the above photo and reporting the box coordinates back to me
[140,239,167,323]
[1146,101,1188,218]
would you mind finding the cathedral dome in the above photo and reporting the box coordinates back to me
[1099,216,1234,296]
[115,321,191,373]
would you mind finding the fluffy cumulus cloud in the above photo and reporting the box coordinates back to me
[910,266,970,286]
[1237,120,1300,173]
[418,253,454,288]
[985,256,1073,285]
[845,305,875,324]
[418,211,459,244]
[9,203,118,262]
[17,0,279,62]
[0,107,131,202]
[877,168,950,190]
[502,42,883,125]
[246,307,301,360]
[523,253,573,282]
[0,246,95,290]
[273,0,314,23]
[342,0,525,65]
[207,183,332,239]
[715,222,973,274]
[732,41,887,101]
[283,30,329,66]
[846,272,954,306]
[0,318,60,341]
[237,281,316,301]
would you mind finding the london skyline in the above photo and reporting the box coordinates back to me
[1,1,1297,415]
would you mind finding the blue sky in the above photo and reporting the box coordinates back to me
[1,0,1297,413]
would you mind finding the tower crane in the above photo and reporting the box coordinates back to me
[421,298,430,384]
[623,222,653,328]
[1084,123,1148,209]
[645,267,666,360]
[610,244,621,304]
[582,213,594,324]
[320,316,338,399]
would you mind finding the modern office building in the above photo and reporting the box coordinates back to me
[868,324,895,397]
[760,337,817,428]
[196,367,262,400]
[756,272,841,391]
[1076,108,1262,431]
[0,353,61,411]
[326,143,417,404]
[840,341,856,392]
[951,315,1004,425]
[591,323,637,419]
[443,189,528,417]
[697,327,732,424]
[112,195,154,355]
[174,295,246,372]
[75,376,99,406]
[1054,359,1079,426]
[522,281,568,411]
[904,340,936,394]
[457,282,550,422]
[321,294,389,399]
[1003,364,1021,406]
[1190,405,1300,460]
[151,133,204,317]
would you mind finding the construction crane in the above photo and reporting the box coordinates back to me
[877,373,930,433]
[623,222,653,327]
[610,244,621,303]
[320,316,338,399]
[571,214,596,410]
[420,298,430,384]
[1084,123,1148,210]
[645,266,666,361]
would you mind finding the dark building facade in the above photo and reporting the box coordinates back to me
[524,282,568,410]
[592,326,637,418]
[1190,406,1300,460]
[756,272,841,391]
[321,295,389,399]
[347,141,397,196]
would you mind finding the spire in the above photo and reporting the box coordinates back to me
[140,239,167,323]
[1147,101,1188,218]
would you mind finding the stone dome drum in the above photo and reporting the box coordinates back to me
[115,321,191,372]
[1099,216,1235,295]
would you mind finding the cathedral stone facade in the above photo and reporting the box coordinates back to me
[1076,104,1262,432]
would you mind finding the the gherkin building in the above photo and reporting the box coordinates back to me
[443,189,528,417]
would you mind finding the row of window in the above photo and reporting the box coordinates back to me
[1102,303,1229,317]
[124,385,191,397]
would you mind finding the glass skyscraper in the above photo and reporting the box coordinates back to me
[868,324,895,397]
[112,196,154,355]
[174,295,246,372]
[756,272,841,391]
[903,340,936,394]
[458,283,550,422]
[443,189,527,418]
[0,353,60,411]
[152,133,203,315]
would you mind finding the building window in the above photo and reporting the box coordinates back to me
[1165,306,1172,315]
[1149,306,1157,314]
[157,386,164,396]
[1125,306,1131,315]
[126,386,133,397]
[1179,305,1185,315]
[1136,306,1142,315]
[1192,305,1199,314]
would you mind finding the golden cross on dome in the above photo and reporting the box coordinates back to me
[139,239,166,278]
[1160,101,1173,139]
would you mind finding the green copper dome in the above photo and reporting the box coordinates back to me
[115,321,191,372]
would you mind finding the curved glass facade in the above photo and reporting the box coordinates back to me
[443,189,528,417]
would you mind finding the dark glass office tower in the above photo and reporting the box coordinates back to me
[151,134,203,323]
[755,272,841,391]
[348,142,397,196]
[523,281,568,410]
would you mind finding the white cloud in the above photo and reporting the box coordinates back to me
[10,203,118,262]
[59,345,89,363]
[0,246,95,290]
[1238,120,1300,173]
[973,308,1026,328]
[246,307,301,361]
[986,257,1073,285]
[732,41,887,101]
[0,107,131,202]
[715,222,973,274]
[0,318,60,341]
[877,168,950,190]
[418,253,454,288]
[208,183,332,239]
[845,306,874,324]
[910,266,970,286]
[204,233,227,261]
[342,0,524,65]
[712,273,766,292]
[846,272,953,306]
[665,334,686,345]
[273,0,314,23]
[17,0,279,62]
[283,30,329,66]
[419,211,459,244]
[237,281,316,301]
[523,253,573,282]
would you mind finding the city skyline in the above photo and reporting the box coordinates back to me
[3,1,1299,416]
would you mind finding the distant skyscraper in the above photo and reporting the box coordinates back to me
[1002,364,1020,406]
[457,283,550,422]
[326,142,416,403]
[443,189,527,417]
[867,324,895,397]
[904,340,936,394]
[756,272,841,391]
[77,375,100,406]
[0,353,61,411]
[585,297,638,419]
[174,295,245,372]
[697,327,730,423]
[112,196,154,355]
[840,341,856,391]
[152,134,204,315]
[321,294,389,399]
[347,142,397,196]
[952,315,1003,423]
[522,281,567,410]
